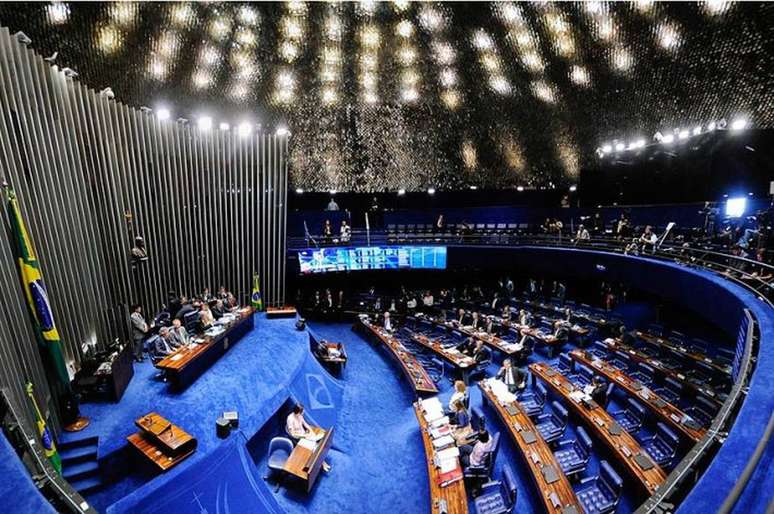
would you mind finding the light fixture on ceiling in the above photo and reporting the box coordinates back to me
[397,189,406,196]
[427,187,436,195]
[219,122,230,131]
[238,121,252,138]
[197,116,212,131]
[276,126,290,136]
[730,118,747,131]
[156,107,171,120]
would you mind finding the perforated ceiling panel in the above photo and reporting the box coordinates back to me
[0,1,771,191]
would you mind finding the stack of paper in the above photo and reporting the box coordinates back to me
[298,438,317,450]
[430,425,451,439]
[432,435,455,450]
[487,378,516,404]
[421,397,445,424]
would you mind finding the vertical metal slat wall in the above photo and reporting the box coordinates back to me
[0,27,287,430]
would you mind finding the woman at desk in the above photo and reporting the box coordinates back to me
[286,404,331,472]
[200,303,215,329]
[449,399,475,445]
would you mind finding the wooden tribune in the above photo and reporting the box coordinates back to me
[413,402,468,514]
[283,427,334,493]
[569,350,707,443]
[530,363,667,496]
[155,307,255,387]
[127,412,197,471]
[266,305,298,318]
[358,319,438,395]
[479,382,582,514]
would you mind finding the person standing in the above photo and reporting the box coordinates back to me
[326,197,339,211]
[130,304,149,362]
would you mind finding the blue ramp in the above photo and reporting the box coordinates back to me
[0,431,57,513]
[108,434,282,514]
[287,342,345,431]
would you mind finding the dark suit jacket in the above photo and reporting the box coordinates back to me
[472,347,491,364]
[590,383,607,406]
[497,366,526,386]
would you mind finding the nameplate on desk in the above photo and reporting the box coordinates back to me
[634,453,655,470]
[562,507,580,514]
[170,354,183,361]
[544,368,557,377]
[652,398,667,408]
[505,404,519,416]
[608,421,622,435]
[630,381,643,391]
[521,430,537,444]
[541,465,559,484]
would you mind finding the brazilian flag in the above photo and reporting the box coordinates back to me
[251,272,263,311]
[27,383,62,474]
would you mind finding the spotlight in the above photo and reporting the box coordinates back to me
[219,122,230,131]
[678,130,690,139]
[295,188,304,194]
[730,118,747,131]
[99,87,115,100]
[197,116,213,131]
[662,134,675,144]
[14,31,32,45]
[329,189,337,195]
[469,185,478,190]
[397,189,406,196]
[692,126,702,136]
[569,185,577,192]
[276,126,290,136]
[427,187,436,195]
[725,197,747,218]
[517,186,524,192]
[601,144,612,154]
[615,142,625,152]
[238,122,252,137]
[653,131,663,142]
[635,139,646,148]
[156,108,171,120]
[707,121,717,131]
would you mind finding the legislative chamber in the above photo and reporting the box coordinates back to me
[0,2,771,514]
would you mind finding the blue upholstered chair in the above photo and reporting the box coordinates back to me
[474,463,518,514]
[471,405,486,432]
[554,426,593,477]
[642,422,680,468]
[589,341,609,360]
[535,401,568,444]
[266,437,294,489]
[575,460,623,514]
[612,398,647,434]
[465,432,501,496]
[629,363,656,386]
[569,364,595,387]
[689,338,711,356]
[556,353,574,374]
[686,396,718,428]
[610,351,630,372]
[654,377,683,405]
[519,383,547,417]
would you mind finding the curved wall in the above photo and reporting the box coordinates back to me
[446,245,773,513]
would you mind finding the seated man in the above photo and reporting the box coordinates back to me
[211,300,226,319]
[518,309,532,327]
[152,328,176,357]
[170,318,189,347]
[584,375,608,406]
[285,404,331,472]
[496,358,527,393]
[471,340,491,365]
[457,337,476,357]
[175,296,195,322]
[459,430,492,470]
[549,320,570,344]
[383,311,393,332]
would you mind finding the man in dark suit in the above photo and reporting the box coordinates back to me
[551,321,570,344]
[457,337,476,356]
[471,341,490,365]
[496,358,527,393]
[587,376,608,406]
[175,296,195,321]
[619,325,637,347]
[152,328,176,357]
[130,304,149,362]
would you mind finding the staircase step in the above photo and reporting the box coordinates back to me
[58,435,99,451]
[63,460,100,482]
[60,444,98,465]
[68,475,103,495]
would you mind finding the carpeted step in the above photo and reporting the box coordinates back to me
[63,460,99,482]
[60,443,98,465]
[58,435,99,451]
[68,475,104,495]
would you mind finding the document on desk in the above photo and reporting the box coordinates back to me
[170,354,183,362]
[436,446,460,460]
[298,438,318,451]
[432,435,455,449]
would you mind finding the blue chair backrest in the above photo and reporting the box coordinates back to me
[605,382,615,403]
[599,460,623,499]
[489,432,501,471]
[579,364,594,380]
[664,377,683,393]
[614,351,629,363]
[535,383,547,404]
[472,406,486,432]
[577,426,593,458]
[592,341,608,354]
[419,319,433,332]
[656,422,680,449]
[452,329,464,340]
[696,395,718,414]
[144,335,160,354]
[551,401,568,425]
[627,399,647,420]
[502,463,518,506]
[559,353,573,370]
[639,363,655,377]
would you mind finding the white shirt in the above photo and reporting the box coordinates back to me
[286,412,311,438]
[423,295,434,306]
[470,439,492,467]
[384,317,392,331]
[449,391,466,411]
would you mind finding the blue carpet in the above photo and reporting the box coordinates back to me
[66,314,309,513]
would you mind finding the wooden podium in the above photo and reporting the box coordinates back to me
[127,412,197,471]
[283,427,334,493]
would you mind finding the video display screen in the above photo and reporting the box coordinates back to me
[298,246,447,274]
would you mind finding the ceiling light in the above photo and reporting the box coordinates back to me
[662,134,675,144]
[47,3,70,24]
[156,108,171,121]
[678,130,690,139]
[396,20,413,38]
[569,185,577,192]
[197,116,212,131]
[295,188,304,194]
[601,144,612,153]
[636,139,646,148]
[730,118,747,131]
[692,126,702,136]
[615,143,625,152]
[427,187,436,195]
[708,121,717,131]
[517,186,524,192]
[219,122,230,131]
[238,122,252,138]
[276,126,290,136]
[397,189,406,196]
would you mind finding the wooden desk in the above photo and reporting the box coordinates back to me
[156,307,255,388]
[444,319,521,356]
[530,363,667,496]
[267,305,298,318]
[357,319,438,395]
[284,427,334,493]
[127,412,197,471]
[411,333,476,370]
[604,339,724,408]
[569,350,707,443]
[479,382,582,514]
[635,331,732,378]
[413,402,468,514]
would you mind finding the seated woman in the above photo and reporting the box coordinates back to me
[285,404,331,472]
[449,399,475,445]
